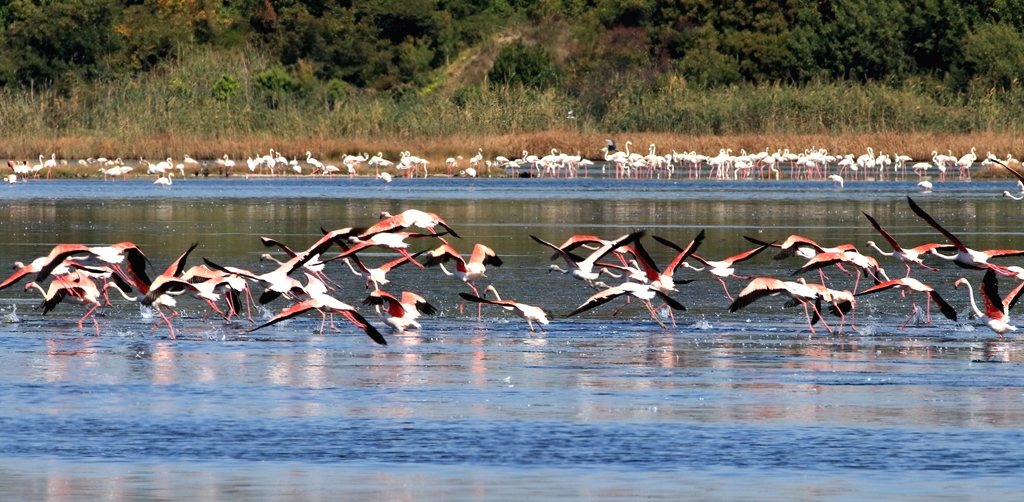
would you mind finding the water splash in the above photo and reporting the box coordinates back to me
[256,305,274,320]
[690,318,713,330]
[3,304,19,323]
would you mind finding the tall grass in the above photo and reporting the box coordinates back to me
[2,47,1024,165]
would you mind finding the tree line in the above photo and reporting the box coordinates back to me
[0,0,1022,118]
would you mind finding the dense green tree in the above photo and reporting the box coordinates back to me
[0,0,123,87]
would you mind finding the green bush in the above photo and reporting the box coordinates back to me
[212,75,240,101]
[254,64,294,107]
[488,39,557,88]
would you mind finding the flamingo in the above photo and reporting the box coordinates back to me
[728,277,832,334]
[855,277,957,330]
[907,196,1024,275]
[752,234,857,261]
[567,281,685,329]
[206,228,353,306]
[43,153,57,179]
[862,211,942,276]
[154,173,173,186]
[258,235,338,287]
[340,251,424,290]
[421,243,501,296]
[954,270,1024,338]
[217,154,236,176]
[183,154,200,175]
[459,285,551,332]
[827,174,844,187]
[365,210,460,240]
[364,289,437,332]
[918,181,932,193]
[532,231,644,286]
[791,250,889,294]
[24,271,103,335]
[339,231,434,266]
[0,257,76,291]
[179,264,255,323]
[669,237,773,301]
[991,157,1024,199]
[246,157,258,178]
[141,243,220,338]
[800,282,857,334]
[956,147,977,180]
[250,295,386,344]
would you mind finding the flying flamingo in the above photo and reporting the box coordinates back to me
[954,269,1024,338]
[598,234,699,326]
[907,196,1024,275]
[567,281,685,330]
[258,236,338,288]
[142,243,221,338]
[339,251,425,290]
[250,281,386,344]
[991,157,1024,200]
[338,231,435,266]
[422,243,502,316]
[363,289,437,332]
[459,285,551,332]
[728,277,832,334]
[421,243,502,297]
[532,231,644,287]
[862,211,942,276]
[800,282,857,333]
[365,210,461,241]
[855,277,957,330]
[24,271,103,336]
[791,250,889,294]
[659,235,772,300]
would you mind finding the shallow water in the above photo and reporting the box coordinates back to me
[1,177,1024,499]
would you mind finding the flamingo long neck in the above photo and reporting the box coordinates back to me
[867,242,893,257]
[486,287,502,301]
[681,262,706,273]
[342,258,362,277]
[550,264,569,274]
[930,250,956,261]
[105,282,141,302]
[960,280,985,318]
[437,263,455,277]
[26,282,45,296]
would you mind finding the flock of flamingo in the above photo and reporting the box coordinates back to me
[5,143,1018,186]
[4,169,1024,344]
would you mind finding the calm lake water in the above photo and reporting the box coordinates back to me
[2,177,1024,500]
